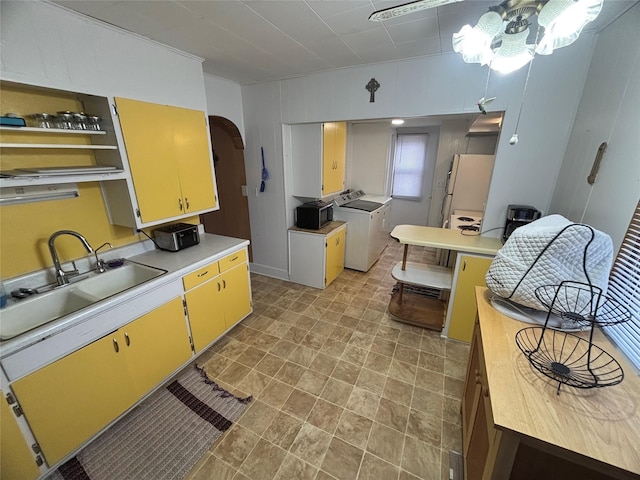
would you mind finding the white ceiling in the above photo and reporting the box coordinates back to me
[52,0,637,85]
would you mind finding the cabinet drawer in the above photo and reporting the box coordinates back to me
[183,261,219,291]
[219,249,247,273]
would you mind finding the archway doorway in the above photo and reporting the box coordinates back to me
[200,116,253,260]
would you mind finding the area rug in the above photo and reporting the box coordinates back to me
[47,365,252,480]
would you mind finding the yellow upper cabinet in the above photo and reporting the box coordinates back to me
[290,121,346,198]
[172,106,217,215]
[114,97,218,225]
[322,122,346,196]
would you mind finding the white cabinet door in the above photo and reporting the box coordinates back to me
[290,124,323,197]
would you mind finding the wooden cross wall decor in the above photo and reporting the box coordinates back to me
[366,78,380,103]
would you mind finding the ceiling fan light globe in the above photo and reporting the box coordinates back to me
[453,32,488,63]
[490,28,534,73]
[536,0,603,55]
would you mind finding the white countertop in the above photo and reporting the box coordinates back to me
[0,234,249,359]
[390,225,502,256]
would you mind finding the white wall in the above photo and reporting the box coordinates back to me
[549,2,640,253]
[243,41,595,279]
[347,122,392,195]
[1,1,207,110]
[203,73,245,141]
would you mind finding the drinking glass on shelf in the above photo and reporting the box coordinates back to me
[56,112,74,129]
[29,113,53,128]
[73,113,88,130]
[87,115,102,131]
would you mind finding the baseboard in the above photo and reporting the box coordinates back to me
[248,263,289,281]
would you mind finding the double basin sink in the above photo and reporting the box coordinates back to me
[0,261,167,341]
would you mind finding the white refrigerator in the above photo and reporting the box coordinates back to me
[441,154,495,225]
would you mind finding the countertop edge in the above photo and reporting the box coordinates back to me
[475,286,640,476]
[0,234,250,357]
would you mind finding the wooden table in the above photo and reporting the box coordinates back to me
[388,225,502,331]
[464,286,640,479]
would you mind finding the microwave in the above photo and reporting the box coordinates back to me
[296,201,333,230]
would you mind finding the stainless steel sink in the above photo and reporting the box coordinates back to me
[0,261,166,341]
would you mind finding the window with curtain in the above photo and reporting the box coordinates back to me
[391,133,429,201]
[605,200,640,371]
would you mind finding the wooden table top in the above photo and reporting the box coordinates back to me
[390,225,502,255]
[476,286,640,476]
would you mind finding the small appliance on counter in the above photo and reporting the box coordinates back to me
[295,200,333,230]
[502,205,541,243]
[153,223,200,251]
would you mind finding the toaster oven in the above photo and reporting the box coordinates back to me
[153,223,200,251]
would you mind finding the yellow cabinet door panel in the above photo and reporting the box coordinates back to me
[222,263,251,329]
[322,122,335,196]
[185,278,227,353]
[115,97,183,223]
[448,256,494,342]
[332,122,346,193]
[172,107,217,213]
[1,390,40,480]
[322,122,346,195]
[11,334,134,466]
[122,298,192,398]
[325,227,346,287]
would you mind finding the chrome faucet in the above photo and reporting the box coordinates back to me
[48,230,94,286]
[94,242,113,273]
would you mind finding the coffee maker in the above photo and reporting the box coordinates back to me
[503,205,541,243]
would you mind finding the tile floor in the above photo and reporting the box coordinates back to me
[186,238,470,480]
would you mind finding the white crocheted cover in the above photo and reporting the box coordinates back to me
[485,215,613,311]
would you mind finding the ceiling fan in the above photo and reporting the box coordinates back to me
[368,0,463,21]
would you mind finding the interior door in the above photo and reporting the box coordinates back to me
[201,117,253,260]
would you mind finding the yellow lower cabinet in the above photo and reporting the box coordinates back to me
[325,226,346,286]
[10,298,191,466]
[1,390,40,480]
[11,332,135,466]
[221,263,252,329]
[185,258,251,353]
[448,255,494,342]
[122,298,192,398]
[185,276,227,353]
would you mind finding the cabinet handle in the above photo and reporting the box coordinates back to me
[124,332,130,347]
[336,237,340,245]
[197,270,209,278]
[231,255,238,262]
[185,197,190,210]
[222,279,226,289]
[178,198,183,211]
[217,281,221,292]
[113,338,119,353]
[463,260,467,271]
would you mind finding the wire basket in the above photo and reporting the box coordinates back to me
[515,281,630,395]
[515,327,624,394]
[534,281,630,327]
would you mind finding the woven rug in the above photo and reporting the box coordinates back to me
[47,365,252,480]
